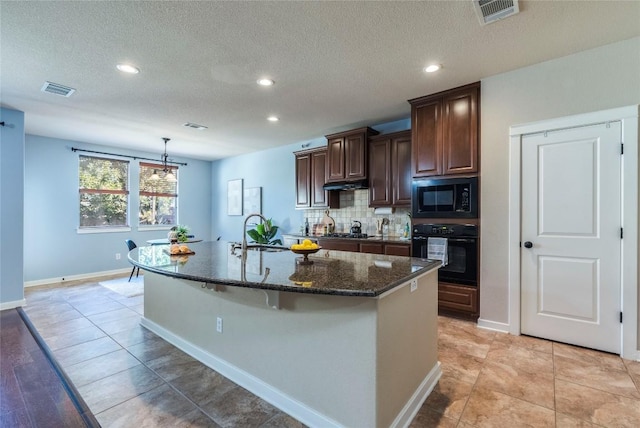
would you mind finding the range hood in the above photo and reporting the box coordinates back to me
[323,179,368,191]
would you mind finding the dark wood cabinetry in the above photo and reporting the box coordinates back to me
[368,130,412,207]
[409,82,479,177]
[326,127,379,182]
[438,283,478,317]
[295,148,338,209]
[317,238,410,256]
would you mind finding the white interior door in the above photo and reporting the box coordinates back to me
[520,122,622,353]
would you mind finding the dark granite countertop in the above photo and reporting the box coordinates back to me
[283,233,412,245]
[129,241,439,297]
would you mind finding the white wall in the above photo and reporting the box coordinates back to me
[0,108,25,308]
[479,37,640,327]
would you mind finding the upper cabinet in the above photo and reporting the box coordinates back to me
[368,130,412,207]
[409,82,480,177]
[326,127,379,182]
[295,147,339,209]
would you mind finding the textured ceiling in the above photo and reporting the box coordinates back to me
[1,1,639,161]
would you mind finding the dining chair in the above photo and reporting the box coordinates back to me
[125,239,140,282]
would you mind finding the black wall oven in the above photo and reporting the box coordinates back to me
[412,177,478,219]
[412,224,478,286]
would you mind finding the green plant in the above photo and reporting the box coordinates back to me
[246,218,282,246]
[175,224,190,243]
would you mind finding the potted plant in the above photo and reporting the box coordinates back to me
[246,218,282,246]
[168,224,191,243]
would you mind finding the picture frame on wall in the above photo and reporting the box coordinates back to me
[227,178,243,216]
[243,187,262,215]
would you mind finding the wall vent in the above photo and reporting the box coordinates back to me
[473,0,519,25]
[41,81,76,97]
[183,122,208,130]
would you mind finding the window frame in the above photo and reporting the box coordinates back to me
[138,162,179,228]
[77,155,131,232]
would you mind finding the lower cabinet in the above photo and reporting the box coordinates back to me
[317,239,410,256]
[318,239,359,252]
[438,282,478,317]
[384,244,411,256]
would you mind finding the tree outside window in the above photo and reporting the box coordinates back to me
[139,162,178,225]
[79,156,129,227]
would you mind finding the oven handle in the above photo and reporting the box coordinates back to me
[412,236,476,243]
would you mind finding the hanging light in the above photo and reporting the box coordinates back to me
[150,169,160,181]
[159,137,177,181]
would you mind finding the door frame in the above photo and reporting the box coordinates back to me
[508,105,639,360]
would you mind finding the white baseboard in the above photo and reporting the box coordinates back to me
[141,317,344,428]
[391,362,442,428]
[477,318,510,333]
[24,268,131,288]
[0,299,26,310]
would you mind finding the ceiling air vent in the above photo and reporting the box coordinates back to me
[41,81,76,97]
[473,0,519,25]
[183,122,208,130]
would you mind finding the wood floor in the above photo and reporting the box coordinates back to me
[0,308,99,427]
[3,277,640,427]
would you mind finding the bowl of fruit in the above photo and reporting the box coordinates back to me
[290,239,321,265]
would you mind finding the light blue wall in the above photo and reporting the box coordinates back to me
[24,135,212,282]
[0,108,25,305]
[210,118,410,243]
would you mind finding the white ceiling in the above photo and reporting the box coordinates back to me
[2,1,639,161]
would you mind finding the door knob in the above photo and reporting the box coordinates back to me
[523,241,533,249]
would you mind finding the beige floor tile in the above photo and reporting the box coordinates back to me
[438,330,492,360]
[52,336,122,367]
[460,388,555,428]
[409,405,458,428]
[40,324,107,351]
[555,412,599,427]
[486,342,554,375]
[555,378,640,427]
[492,331,553,354]
[438,348,484,385]
[109,324,157,348]
[33,316,95,339]
[555,354,639,399]
[64,348,141,388]
[422,376,473,420]
[554,342,627,371]
[261,412,307,428]
[198,385,280,427]
[145,346,201,382]
[86,307,139,324]
[475,360,555,409]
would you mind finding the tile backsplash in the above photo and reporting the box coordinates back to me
[304,189,411,236]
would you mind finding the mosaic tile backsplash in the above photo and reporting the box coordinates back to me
[303,189,411,236]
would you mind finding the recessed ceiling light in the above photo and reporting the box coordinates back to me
[183,122,208,130]
[267,116,279,122]
[424,64,441,73]
[117,63,140,74]
[257,78,275,86]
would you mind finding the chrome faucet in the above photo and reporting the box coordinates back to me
[242,213,270,252]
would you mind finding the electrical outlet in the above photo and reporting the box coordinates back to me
[216,317,223,333]
[115,253,121,260]
[410,279,418,292]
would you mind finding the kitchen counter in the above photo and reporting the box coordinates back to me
[129,240,435,297]
[132,241,441,427]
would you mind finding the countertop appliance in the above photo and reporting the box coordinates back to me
[412,177,478,219]
[412,224,478,286]
[350,220,362,235]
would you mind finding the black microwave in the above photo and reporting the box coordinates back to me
[412,177,478,218]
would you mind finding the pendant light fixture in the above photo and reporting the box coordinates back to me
[157,137,177,182]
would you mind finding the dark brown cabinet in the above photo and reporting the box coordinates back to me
[317,238,410,256]
[438,283,478,317]
[326,127,379,182]
[295,148,338,209]
[368,130,412,207]
[409,82,479,177]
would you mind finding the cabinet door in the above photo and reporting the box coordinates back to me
[368,138,391,206]
[345,132,367,180]
[360,243,384,254]
[295,153,311,208]
[438,283,478,316]
[310,150,329,207]
[385,244,410,256]
[442,86,478,175]
[318,239,359,252]
[411,100,442,177]
[392,134,412,206]
[327,137,345,181]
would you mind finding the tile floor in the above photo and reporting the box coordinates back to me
[21,277,640,427]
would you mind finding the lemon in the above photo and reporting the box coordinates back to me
[302,239,313,247]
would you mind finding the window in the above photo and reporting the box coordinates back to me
[139,162,178,225]
[79,156,129,228]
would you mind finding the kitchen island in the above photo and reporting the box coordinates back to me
[129,241,441,428]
